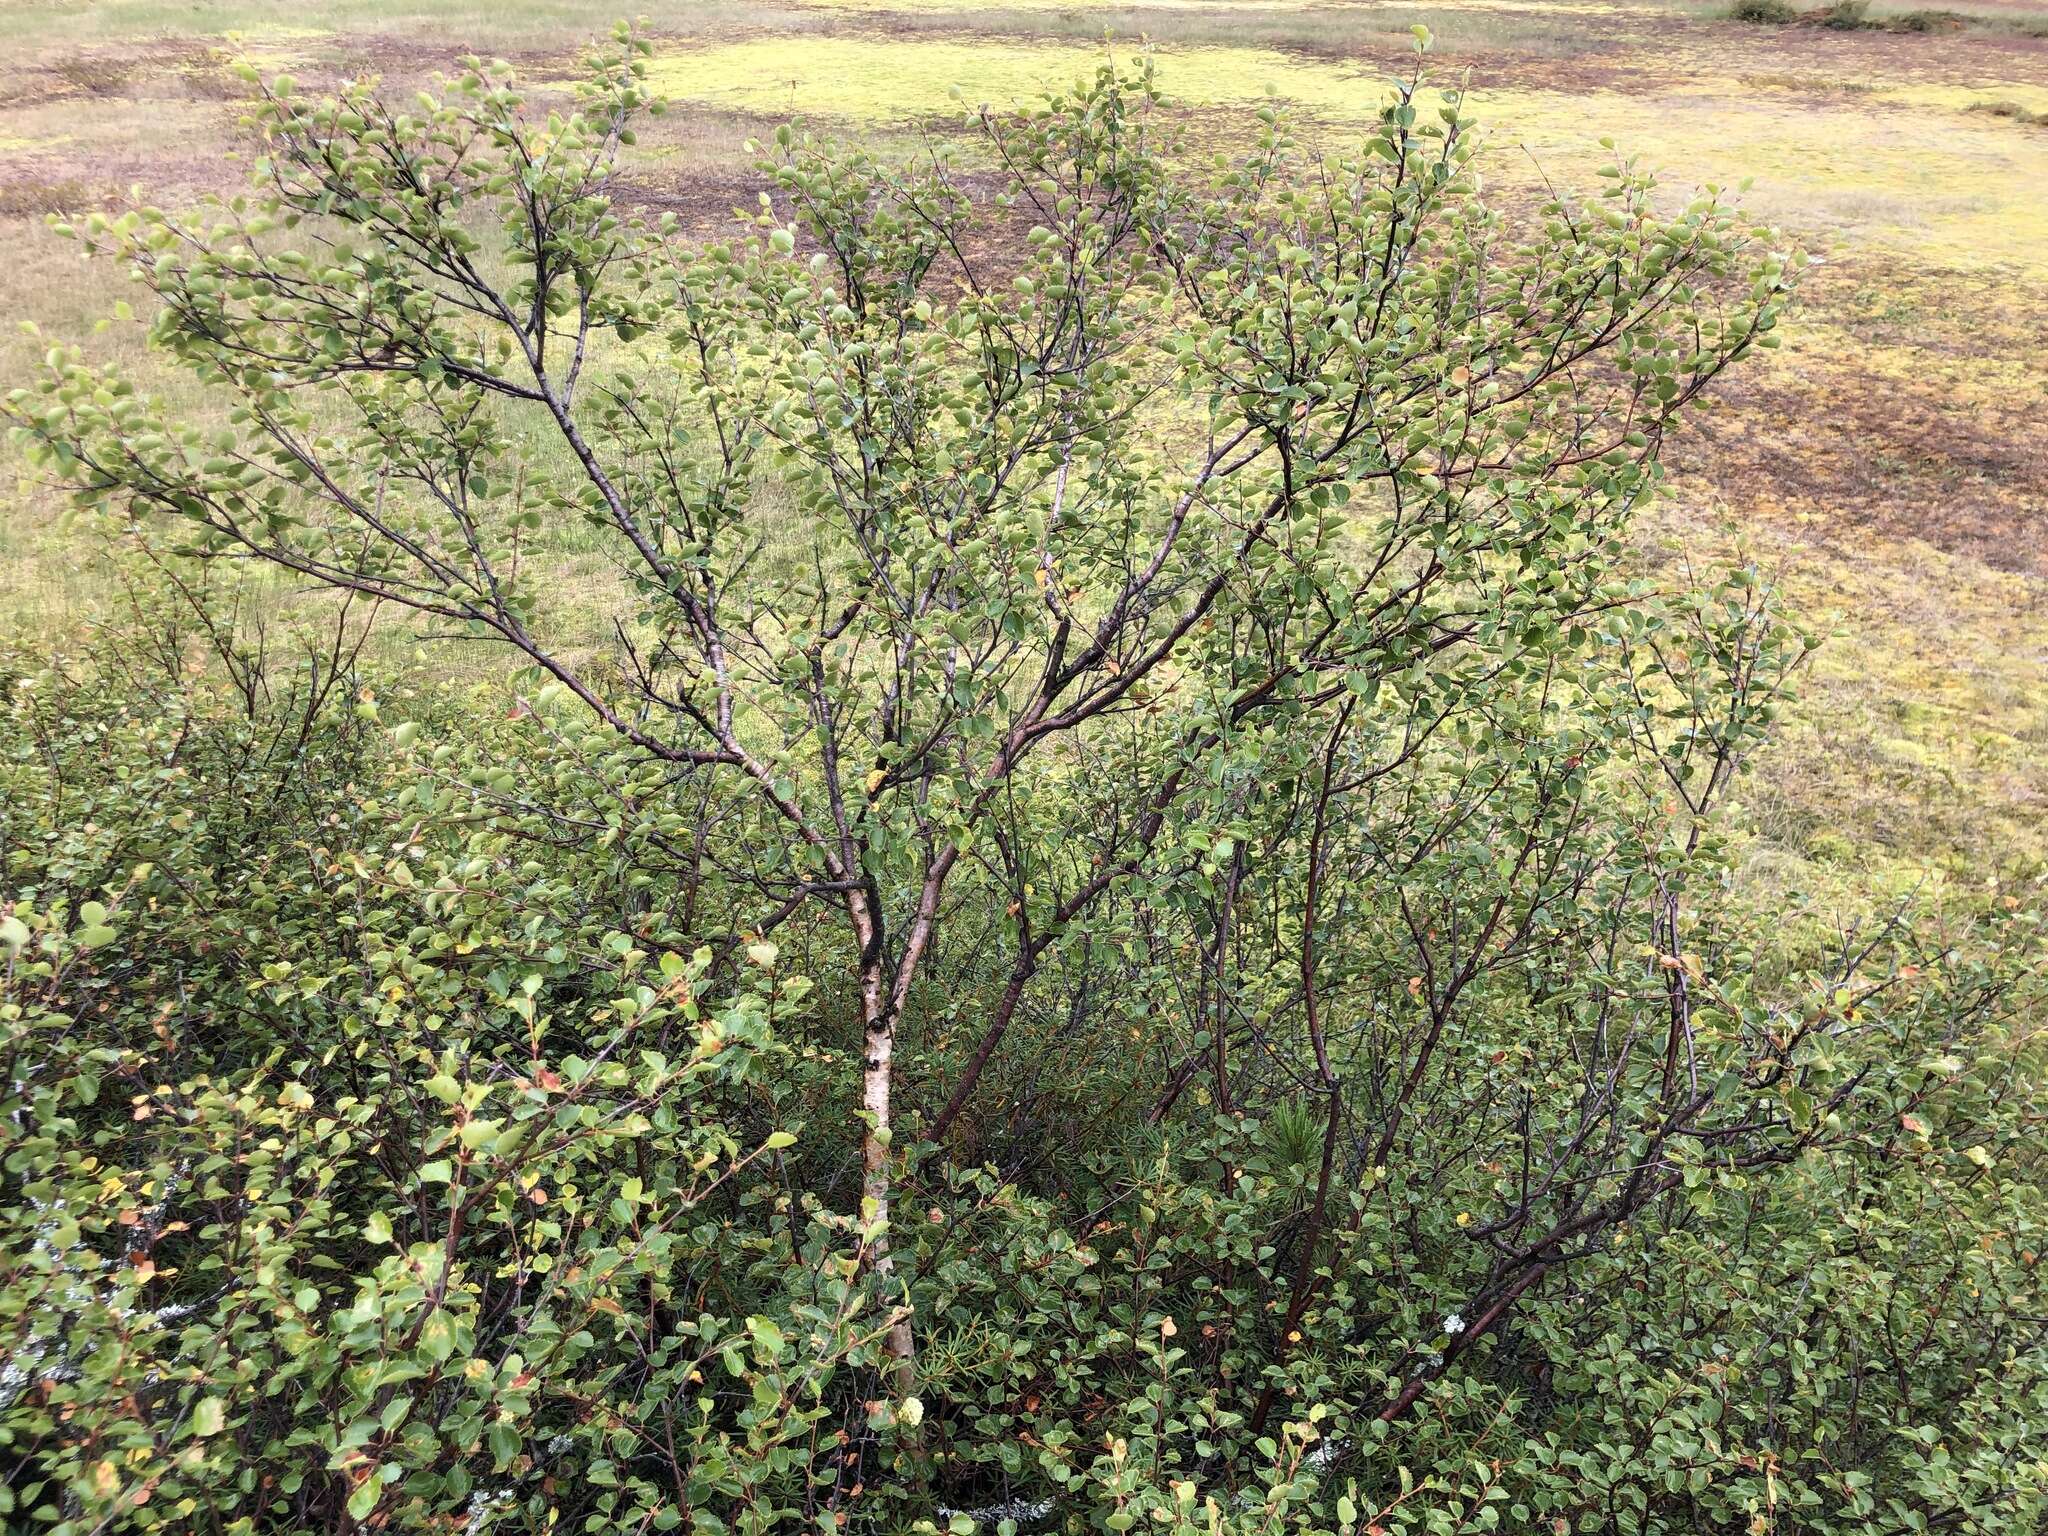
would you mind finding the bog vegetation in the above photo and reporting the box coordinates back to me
[2,26,2044,1536]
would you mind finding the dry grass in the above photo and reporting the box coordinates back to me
[1966,96,2048,121]
[1730,0,2048,31]
[0,177,90,218]
[45,54,135,97]
[864,3,1608,60]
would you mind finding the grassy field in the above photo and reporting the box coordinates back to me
[2,0,2044,901]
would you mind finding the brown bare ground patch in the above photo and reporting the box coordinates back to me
[0,51,135,110]
[1627,13,2048,92]
[0,175,92,220]
[1671,259,2048,575]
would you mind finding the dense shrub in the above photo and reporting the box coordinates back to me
[5,587,2045,1534]
[5,28,2046,1536]
[0,600,889,1533]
